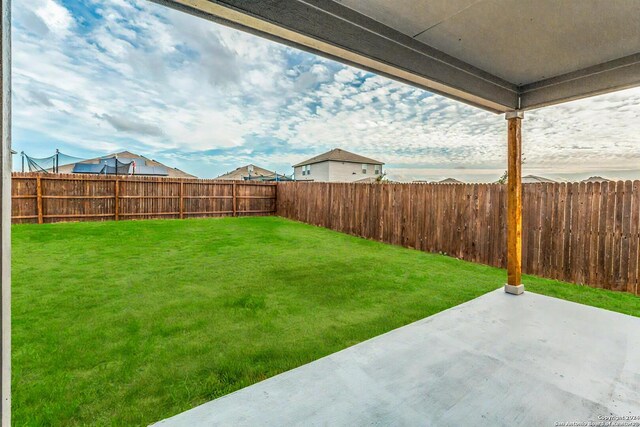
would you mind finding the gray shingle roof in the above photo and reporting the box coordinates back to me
[581,176,611,182]
[438,178,463,184]
[293,148,384,167]
[216,164,288,181]
[522,175,556,183]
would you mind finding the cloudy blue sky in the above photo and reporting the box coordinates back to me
[12,0,640,181]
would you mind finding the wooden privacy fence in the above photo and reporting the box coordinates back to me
[12,173,276,223]
[277,181,640,295]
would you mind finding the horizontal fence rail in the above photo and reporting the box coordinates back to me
[277,181,640,295]
[12,173,276,223]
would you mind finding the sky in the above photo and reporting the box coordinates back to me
[12,0,640,182]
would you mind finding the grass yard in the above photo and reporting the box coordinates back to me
[12,216,640,425]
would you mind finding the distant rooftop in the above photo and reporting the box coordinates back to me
[216,164,290,181]
[522,175,556,184]
[582,176,611,183]
[293,148,384,168]
[438,178,463,184]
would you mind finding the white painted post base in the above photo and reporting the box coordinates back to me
[504,284,525,295]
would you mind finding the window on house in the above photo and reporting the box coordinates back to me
[301,165,311,176]
[307,164,311,175]
[375,166,381,174]
[362,164,367,174]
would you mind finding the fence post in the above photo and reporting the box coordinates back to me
[179,181,184,219]
[114,179,119,221]
[36,176,43,224]
[274,182,278,214]
[233,182,237,216]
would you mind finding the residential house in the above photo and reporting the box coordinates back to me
[293,148,384,182]
[57,151,196,178]
[216,164,291,181]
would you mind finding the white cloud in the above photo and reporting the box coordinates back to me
[34,0,75,36]
[11,0,640,180]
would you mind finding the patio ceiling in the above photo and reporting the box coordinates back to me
[154,0,640,113]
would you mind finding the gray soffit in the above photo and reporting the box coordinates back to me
[152,0,640,113]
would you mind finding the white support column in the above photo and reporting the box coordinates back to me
[1,0,10,423]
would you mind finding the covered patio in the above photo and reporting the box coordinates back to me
[155,289,640,425]
[1,0,640,424]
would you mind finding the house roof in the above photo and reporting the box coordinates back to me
[522,175,556,183]
[438,178,463,184]
[216,164,288,180]
[57,151,196,178]
[293,148,384,167]
[161,0,640,113]
[582,176,612,182]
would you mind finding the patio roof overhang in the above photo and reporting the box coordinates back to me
[153,0,640,113]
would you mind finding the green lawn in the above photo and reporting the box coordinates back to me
[12,217,640,425]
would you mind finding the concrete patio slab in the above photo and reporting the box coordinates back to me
[154,289,640,426]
